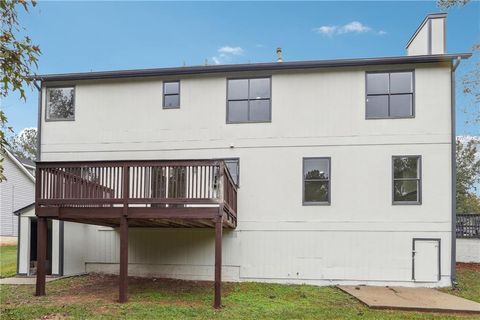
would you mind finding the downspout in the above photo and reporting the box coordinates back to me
[450,56,462,285]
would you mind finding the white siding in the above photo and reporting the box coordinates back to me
[39,63,453,286]
[407,25,429,56]
[0,154,34,237]
[431,18,445,54]
[456,239,480,263]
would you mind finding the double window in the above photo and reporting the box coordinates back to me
[366,71,414,119]
[393,156,421,204]
[163,81,180,109]
[303,158,331,205]
[227,77,271,123]
[46,87,75,121]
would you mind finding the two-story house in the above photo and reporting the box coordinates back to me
[20,13,471,307]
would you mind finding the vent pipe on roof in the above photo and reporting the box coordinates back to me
[276,47,283,63]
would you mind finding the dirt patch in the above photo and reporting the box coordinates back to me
[457,263,480,272]
[39,273,226,306]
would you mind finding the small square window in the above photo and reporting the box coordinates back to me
[366,71,414,119]
[163,81,180,109]
[46,87,75,121]
[227,78,271,123]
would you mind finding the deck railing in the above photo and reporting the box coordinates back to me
[36,159,237,220]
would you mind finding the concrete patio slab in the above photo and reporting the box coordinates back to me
[0,276,61,285]
[339,285,480,314]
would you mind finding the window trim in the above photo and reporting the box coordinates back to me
[162,80,181,109]
[45,85,76,122]
[392,155,422,205]
[302,157,331,206]
[226,76,272,124]
[365,70,415,120]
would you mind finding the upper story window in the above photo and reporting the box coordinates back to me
[393,155,421,205]
[227,77,271,123]
[46,87,75,121]
[366,71,414,119]
[163,81,180,109]
[303,157,331,205]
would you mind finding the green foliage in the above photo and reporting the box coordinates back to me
[8,127,37,160]
[456,137,480,213]
[0,111,14,180]
[0,268,479,319]
[437,0,471,8]
[0,0,40,181]
[0,0,40,100]
[0,245,17,278]
[438,0,479,127]
[441,267,480,303]
[462,44,480,125]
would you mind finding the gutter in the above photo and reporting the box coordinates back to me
[31,53,472,82]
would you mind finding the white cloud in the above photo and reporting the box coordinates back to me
[314,21,383,37]
[338,21,371,34]
[212,46,244,65]
[218,46,244,55]
[315,25,337,36]
[378,30,387,36]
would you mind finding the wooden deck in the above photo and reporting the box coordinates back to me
[34,159,238,308]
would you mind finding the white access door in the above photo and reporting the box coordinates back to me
[413,239,440,282]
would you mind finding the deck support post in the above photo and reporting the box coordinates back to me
[214,210,223,309]
[119,216,128,303]
[35,217,47,296]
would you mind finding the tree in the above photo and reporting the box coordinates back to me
[438,0,479,125]
[456,137,480,213]
[437,0,470,8]
[0,0,41,180]
[8,127,37,160]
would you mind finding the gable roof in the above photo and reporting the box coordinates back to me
[33,53,471,82]
[2,149,35,182]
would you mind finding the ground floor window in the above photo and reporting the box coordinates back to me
[303,157,331,205]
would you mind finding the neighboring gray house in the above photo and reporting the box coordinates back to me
[0,149,35,243]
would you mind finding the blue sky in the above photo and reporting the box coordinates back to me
[1,1,479,136]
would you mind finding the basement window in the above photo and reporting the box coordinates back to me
[46,87,75,121]
[303,157,331,205]
[366,71,414,119]
[163,81,180,108]
[227,78,271,123]
[393,156,421,204]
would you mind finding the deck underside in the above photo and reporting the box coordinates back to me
[36,206,236,228]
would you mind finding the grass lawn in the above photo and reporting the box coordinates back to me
[0,246,17,278]
[0,264,479,319]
